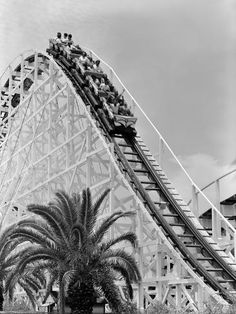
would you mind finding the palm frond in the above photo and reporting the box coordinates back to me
[42,271,59,304]
[71,192,81,221]
[70,222,86,246]
[110,265,133,299]
[97,269,125,313]
[100,249,141,283]
[16,219,61,246]
[15,247,62,275]
[79,188,93,231]
[99,232,137,251]
[19,280,37,309]
[93,211,136,244]
[27,204,70,247]
[54,190,76,227]
[90,188,110,233]
[62,269,80,292]
[9,227,55,249]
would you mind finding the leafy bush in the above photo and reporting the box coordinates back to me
[4,298,31,311]
[146,301,172,314]
[200,301,236,314]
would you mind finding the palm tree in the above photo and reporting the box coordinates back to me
[9,188,141,314]
[0,223,28,311]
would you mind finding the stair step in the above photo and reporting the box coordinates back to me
[118,143,132,147]
[127,159,143,163]
[123,151,137,156]
[196,257,213,261]
[145,187,160,191]
[140,181,157,185]
[133,169,149,173]
[162,213,178,217]
[217,279,235,283]
[205,268,223,272]
[185,244,202,248]
[178,234,195,238]
[170,223,185,227]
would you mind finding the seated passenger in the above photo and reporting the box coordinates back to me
[110,102,119,115]
[94,77,100,86]
[68,34,74,46]
[79,52,89,65]
[101,98,114,120]
[67,42,77,51]
[93,60,102,73]
[55,32,62,44]
[118,104,127,116]
[86,56,94,70]
[61,33,68,44]
[99,78,110,92]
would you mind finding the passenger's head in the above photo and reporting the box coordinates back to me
[68,34,72,39]
[64,33,68,38]
[96,60,100,66]
[82,51,86,57]
[57,32,62,38]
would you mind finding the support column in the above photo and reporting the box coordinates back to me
[86,120,92,188]
[137,204,144,313]
[191,185,199,216]
[212,179,221,241]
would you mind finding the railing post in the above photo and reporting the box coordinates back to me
[215,179,221,211]
[212,180,221,241]
[158,137,163,168]
[234,232,236,262]
[109,68,113,84]
[191,185,198,216]
[132,98,136,115]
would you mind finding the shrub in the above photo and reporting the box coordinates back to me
[146,301,171,314]
[4,298,31,311]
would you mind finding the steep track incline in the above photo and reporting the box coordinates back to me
[53,51,236,303]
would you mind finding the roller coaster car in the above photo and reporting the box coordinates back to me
[58,55,72,70]
[49,38,60,51]
[68,48,83,60]
[112,114,137,135]
[96,105,136,136]
[84,70,107,79]
[46,48,59,58]
[97,108,114,133]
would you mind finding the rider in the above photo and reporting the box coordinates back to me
[61,33,68,44]
[68,34,74,46]
[55,32,62,43]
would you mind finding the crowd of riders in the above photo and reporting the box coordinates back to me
[53,32,133,119]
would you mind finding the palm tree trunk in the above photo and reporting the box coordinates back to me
[67,280,96,314]
[58,273,65,314]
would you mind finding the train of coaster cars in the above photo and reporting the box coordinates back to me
[46,39,137,137]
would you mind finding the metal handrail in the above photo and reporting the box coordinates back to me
[187,168,236,206]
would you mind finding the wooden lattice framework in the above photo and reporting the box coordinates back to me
[0,51,228,312]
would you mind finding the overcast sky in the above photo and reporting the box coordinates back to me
[0,0,236,201]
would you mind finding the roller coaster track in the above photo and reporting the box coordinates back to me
[0,49,236,311]
[55,52,236,303]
